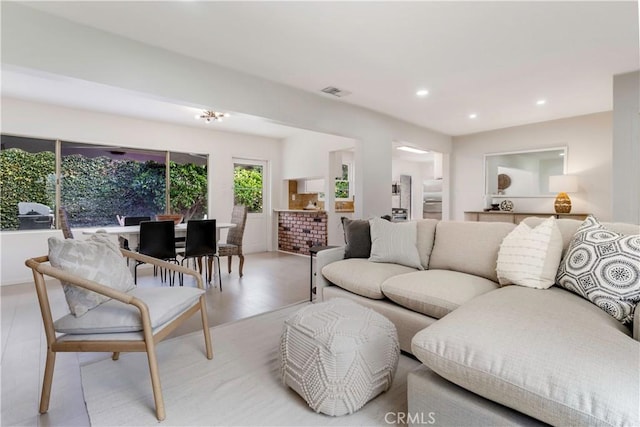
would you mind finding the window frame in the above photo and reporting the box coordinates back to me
[335,162,354,201]
[1,133,208,231]
[232,158,268,217]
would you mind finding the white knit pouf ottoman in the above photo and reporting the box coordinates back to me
[280,298,400,416]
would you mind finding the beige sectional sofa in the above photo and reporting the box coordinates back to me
[316,217,640,426]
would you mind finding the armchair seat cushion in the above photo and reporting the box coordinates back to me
[322,259,417,299]
[54,287,204,334]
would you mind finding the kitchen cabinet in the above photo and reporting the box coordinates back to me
[297,179,324,194]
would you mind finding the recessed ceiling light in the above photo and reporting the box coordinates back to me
[469,113,478,119]
[536,99,547,105]
[415,89,429,97]
[396,146,429,154]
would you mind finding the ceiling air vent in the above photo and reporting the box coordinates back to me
[321,86,352,97]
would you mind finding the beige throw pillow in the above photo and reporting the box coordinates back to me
[369,217,423,270]
[48,233,136,317]
[496,216,563,289]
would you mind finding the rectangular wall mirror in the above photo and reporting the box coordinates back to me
[485,147,567,197]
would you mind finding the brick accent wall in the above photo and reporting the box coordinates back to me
[278,211,328,255]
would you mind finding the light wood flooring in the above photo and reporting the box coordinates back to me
[1,251,309,426]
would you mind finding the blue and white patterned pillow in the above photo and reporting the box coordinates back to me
[556,216,640,323]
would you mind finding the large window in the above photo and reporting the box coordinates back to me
[170,152,207,220]
[0,135,55,230]
[233,161,264,213]
[1,134,208,230]
[60,142,168,227]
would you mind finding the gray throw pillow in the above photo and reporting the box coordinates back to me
[368,217,423,270]
[556,215,640,323]
[341,217,371,259]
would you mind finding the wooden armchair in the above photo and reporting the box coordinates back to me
[25,249,213,421]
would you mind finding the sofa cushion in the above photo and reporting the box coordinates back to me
[496,216,563,289]
[411,286,639,427]
[369,217,423,269]
[48,233,136,317]
[341,217,371,259]
[381,270,498,319]
[416,219,438,270]
[322,258,417,299]
[522,217,640,254]
[54,287,204,334]
[429,221,515,282]
[556,216,640,324]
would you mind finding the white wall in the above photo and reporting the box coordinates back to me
[1,229,64,285]
[281,132,355,245]
[1,3,452,220]
[451,112,613,220]
[281,132,354,182]
[1,98,283,285]
[612,71,640,223]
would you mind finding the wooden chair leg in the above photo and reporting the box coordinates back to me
[112,352,120,361]
[144,341,165,421]
[199,296,213,360]
[227,256,232,274]
[197,257,203,275]
[39,349,56,414]
[239,254,245,277]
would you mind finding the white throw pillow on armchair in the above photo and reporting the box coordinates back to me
[48,233,136,317]
[496,216,563,289]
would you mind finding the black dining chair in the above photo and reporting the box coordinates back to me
[134,220,179,286]
[119,216,151,251]
[177,219,221,289]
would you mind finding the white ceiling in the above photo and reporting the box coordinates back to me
[2,1,639,138]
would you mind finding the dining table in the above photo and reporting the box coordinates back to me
[82,221,235,275]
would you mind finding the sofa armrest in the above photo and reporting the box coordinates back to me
[315,246,345,301]
[634,307,639,341]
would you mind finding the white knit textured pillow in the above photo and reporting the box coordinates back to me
[496,216,563,289]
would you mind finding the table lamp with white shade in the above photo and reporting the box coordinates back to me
[549,175,578,213]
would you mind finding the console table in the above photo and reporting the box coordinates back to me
[464,211,589,224]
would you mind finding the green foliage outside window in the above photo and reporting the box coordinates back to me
[335,180,349,198]
[0,147,207,230]
[233,164,263,213]
[335,164,350,199]
[170,161,208,220]
[61,155,166,227]
[0,148,55,229]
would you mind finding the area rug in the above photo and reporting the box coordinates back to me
[80,302,421,426]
